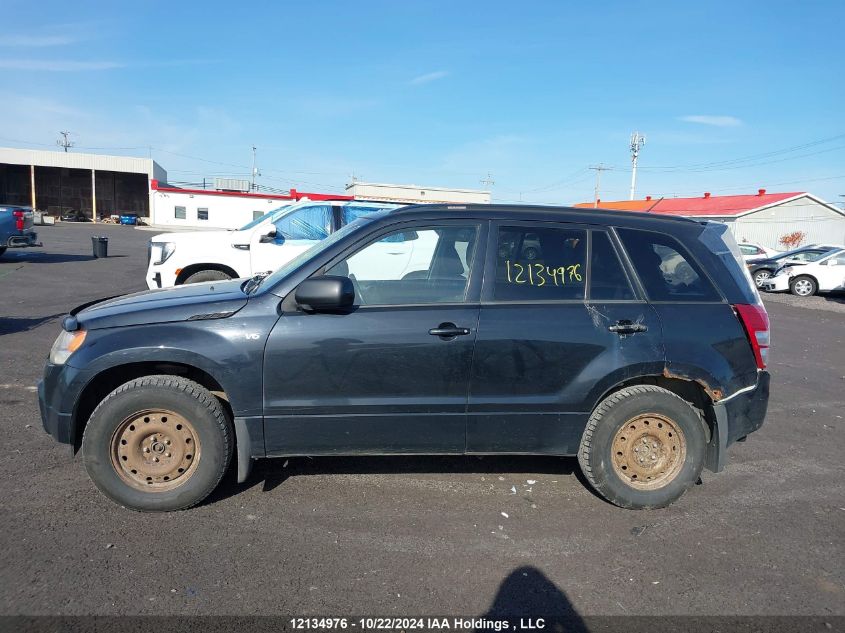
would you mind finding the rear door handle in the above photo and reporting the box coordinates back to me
[429,323,471,338]
[608,320,648,334]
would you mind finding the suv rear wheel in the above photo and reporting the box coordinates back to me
[82,375,233,511]
[578,385,706,509]
[183,269,233,284]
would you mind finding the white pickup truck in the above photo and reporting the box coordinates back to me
[146,200,402,289]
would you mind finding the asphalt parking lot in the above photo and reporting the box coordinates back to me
[0,222,843,618]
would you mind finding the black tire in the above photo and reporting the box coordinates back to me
[0,247,6,258]
[789,275,817,297]
[753,269,772,288]
[183,269,232,284]
[82,375,233,512]
[578,385,707,509]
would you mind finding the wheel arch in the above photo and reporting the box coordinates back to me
[71,361,231,453]
[175,263,240,285]
[590,372,724,471]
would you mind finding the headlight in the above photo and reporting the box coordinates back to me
[150,241,175,265]
[49,330,87,365]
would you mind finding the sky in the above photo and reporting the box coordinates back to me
[1,0,844,205]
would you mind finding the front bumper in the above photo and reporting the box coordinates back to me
[762,276,789,292]
[707,371,770,472]
[37,362,91,448]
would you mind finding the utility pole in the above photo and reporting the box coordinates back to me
[629,131,645,200]
[57,131,74,153]
[251,145,260,191]
[480,172,495,188]
[589,164,610,207]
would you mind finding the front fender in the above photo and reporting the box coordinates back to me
[67,318,271,419]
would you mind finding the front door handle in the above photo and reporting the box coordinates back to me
[608,320,648,335]
[429,323,471,338]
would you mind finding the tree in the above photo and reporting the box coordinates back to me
[779,231,806,249]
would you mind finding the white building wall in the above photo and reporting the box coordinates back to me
[731,196,845,249]
[346,181,491,204]
[151,190,294,229]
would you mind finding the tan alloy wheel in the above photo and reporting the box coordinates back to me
[110,409,201,491]
[611,413,686,490]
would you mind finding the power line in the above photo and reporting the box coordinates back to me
[589,164,610,207]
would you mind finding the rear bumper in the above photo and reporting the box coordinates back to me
[706,371,770,472]
[6,231,40,248]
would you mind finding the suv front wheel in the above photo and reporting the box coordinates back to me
[578,385,706,509]
[82,375,233,511]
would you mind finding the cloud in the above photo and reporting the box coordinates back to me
[0,34,78,47]
[678,115,743,127]
[408,70,449,85]
[0,59,123,71]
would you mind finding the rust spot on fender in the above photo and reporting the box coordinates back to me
[662,367,723,401]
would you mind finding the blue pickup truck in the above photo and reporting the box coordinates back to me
[0,205,41,257]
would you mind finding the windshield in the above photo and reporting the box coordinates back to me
[251,215,377,294]
[238,205,291,231]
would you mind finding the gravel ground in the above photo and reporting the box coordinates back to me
[1,223,843,620]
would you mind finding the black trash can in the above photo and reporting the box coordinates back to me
[91,235,109,258]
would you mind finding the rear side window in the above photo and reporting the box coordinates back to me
[618,228,720,302]
[590,231,635,300]
[494,226,587,301]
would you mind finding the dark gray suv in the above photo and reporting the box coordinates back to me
[39,204,770,511]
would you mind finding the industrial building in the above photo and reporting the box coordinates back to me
[345,181,491,204]
[575,190,845,249]
[149,180,351,229]
[1,147,494,229]
[0,147,167,220]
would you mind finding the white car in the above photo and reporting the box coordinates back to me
[762,248,845,296]
[738,241,780,261]
[146,200,401,289]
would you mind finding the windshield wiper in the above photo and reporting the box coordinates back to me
[243,272,271,294]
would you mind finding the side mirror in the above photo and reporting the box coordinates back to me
[295,276,354,312]
[259,229,278,243]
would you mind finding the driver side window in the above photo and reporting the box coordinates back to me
[326,224,479,306]
[272,205,332,242]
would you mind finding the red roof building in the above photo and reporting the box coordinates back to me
[574,190,845,248]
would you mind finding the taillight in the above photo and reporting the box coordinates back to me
[13,210,24,232]
[734,303,770,369]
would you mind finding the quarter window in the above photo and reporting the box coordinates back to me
[174,206,186,220]
[494,226,587,301]
[327,225,478,306]
[197,208,209,221]
[618,229,719,301]
[590,231,635,300]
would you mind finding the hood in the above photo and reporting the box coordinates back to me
[150,229,242,247]
[74,278,248,330]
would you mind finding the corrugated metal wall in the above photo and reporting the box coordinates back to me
[729,196,845,249]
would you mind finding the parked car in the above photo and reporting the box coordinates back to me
[0,204,41,257]
[60,209,91,222]
[761,248,845,296]
[40,204,770,512]
[738,241,779,261]
[146,200,402,289]
[746,244,843,287]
